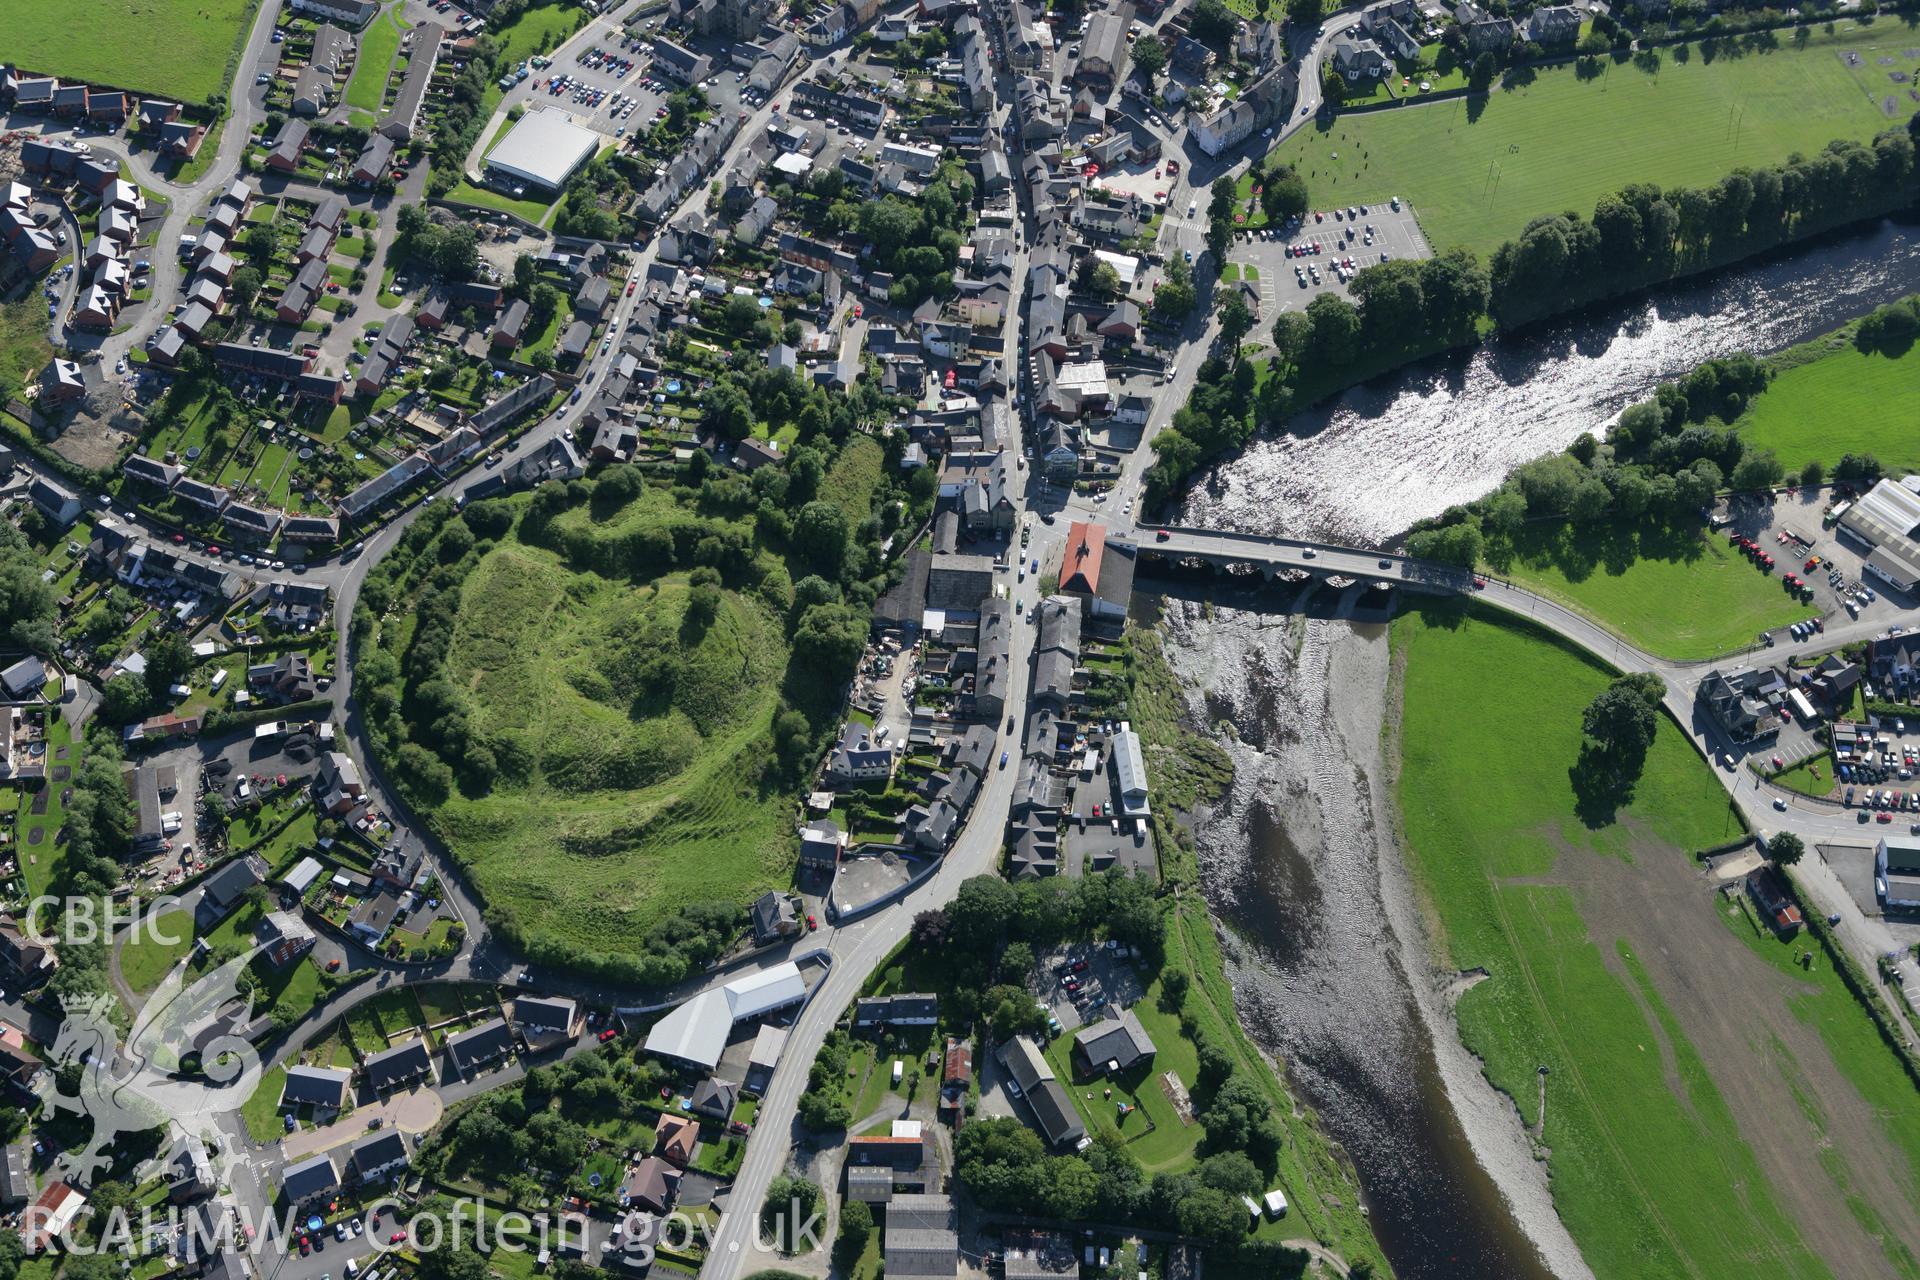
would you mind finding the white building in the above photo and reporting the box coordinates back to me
[644,961,808,1069]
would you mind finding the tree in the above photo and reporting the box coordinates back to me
[792,501,849,576]
[1730,447,1783,493]
[1206,175,1236,261]
[1798,459,1825,488]
[1131,34,1168,81]
[1766,831,1805,867]
[1153,256,1198,321]
[1188,0,1237,46]
[832,1199,872,1269]
[1572,672,1664,822]
[243,223,278,268]
[1260,166,1310,225]
[1269,311,1310,364]
[760,1176,822,1253]
[1304,292,1360,363]
[1217,290,1253,358]
[230,266,263,311]
[1470,51,1498,90]
[144,631,194,702]
[1583,674,1661,759]
[1199,1076,1282,1170]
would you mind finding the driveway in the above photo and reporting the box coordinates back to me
[278,1086,444,1161]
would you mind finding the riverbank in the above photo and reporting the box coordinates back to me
[1143,587,1587,1280]
[1127,611,1388,1275]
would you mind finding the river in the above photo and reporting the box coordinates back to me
[1182,216,1920,544]
[1162,216,1920,1280]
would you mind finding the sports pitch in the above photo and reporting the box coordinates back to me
[1271,23,1913,256]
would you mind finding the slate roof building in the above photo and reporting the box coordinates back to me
[445,1017,515,1076]
[281,1064,351,1109]
[362,1039,434,1091]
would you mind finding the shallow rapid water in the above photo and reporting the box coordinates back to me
[1183,217,1920,545]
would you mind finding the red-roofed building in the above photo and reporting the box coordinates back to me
[22,1182,87,1252]
[1061,521,1107,597]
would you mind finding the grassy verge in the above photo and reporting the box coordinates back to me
[1390,601,1862,1280]
[242,1064,287,1143]
[1270,22,1903,256]
[446,180,557,224]
[1487,519,1815,659]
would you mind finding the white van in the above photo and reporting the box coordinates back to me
[210,667,228,691]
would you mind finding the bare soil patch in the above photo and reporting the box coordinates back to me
[1523,822,1920,1276]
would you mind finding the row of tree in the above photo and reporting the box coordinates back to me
[1492,123,1919,327]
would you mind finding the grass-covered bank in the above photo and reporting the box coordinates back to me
[1389,601,1846,1280]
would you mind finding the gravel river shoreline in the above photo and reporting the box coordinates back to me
[1156,592,1592,1280]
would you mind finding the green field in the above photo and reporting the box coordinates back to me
[1735,338,1920,475]
[8,0,258,103]
[0,295,55,405]
[119,908,196,995]
[427,534,793,956]
[491,1,584,66]
[345,2,406,112]
[1271,23,1904,256]
[1392,603,1920,1280]
[1490,520,1815,659]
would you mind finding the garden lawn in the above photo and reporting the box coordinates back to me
[1269,23,1901,257]
[119,908,196,994]
[1489,518,1814,659]
[241,1065,287,1143]
[6,0,258,102]
[1042,1027,1194,1171]
[1393,603,1831,1280]
[420,534,794,957]
[345,3,405,112]
[1735,339,1920,476]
